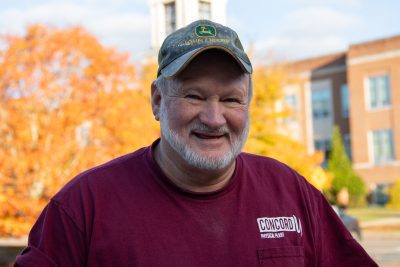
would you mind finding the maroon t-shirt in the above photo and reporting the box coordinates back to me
[16,140,377,266]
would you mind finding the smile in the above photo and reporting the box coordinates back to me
[192,132,227,139]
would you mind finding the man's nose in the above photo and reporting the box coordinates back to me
[198,100,226,128]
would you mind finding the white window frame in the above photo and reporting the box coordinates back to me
[164,1,176,36]
[199,0,212,20]
[369,129,395,165]
[364,73,391,111]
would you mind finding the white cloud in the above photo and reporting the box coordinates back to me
[227,16,244,31]
[253,6,362,63]
[291,0,363,8]
[83,0,147,4]
[0,1,150,61]
[0,2,91,32]
[254,35,347,64]
[281,6,361,36]
[86,13,150,58]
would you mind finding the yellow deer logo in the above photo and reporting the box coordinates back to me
[195,25,216,37]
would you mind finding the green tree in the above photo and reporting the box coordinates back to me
[327,126,366,207]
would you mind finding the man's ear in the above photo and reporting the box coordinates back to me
[151,81,162,121]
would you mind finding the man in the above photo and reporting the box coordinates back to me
[16,20,377,266]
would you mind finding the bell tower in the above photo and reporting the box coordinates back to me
[149,0,228,50]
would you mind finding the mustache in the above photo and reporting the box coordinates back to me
[188,123,230,135]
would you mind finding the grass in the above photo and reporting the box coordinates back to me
[346,206,400,222]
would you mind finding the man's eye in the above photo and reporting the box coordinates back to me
[185,94,202,100]
[223,98,241,103]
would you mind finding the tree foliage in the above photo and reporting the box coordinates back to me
[0,25,158,237]
[244,64,329,191]
[387,179,400,210]
[327,126,366,206]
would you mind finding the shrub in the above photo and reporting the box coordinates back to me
[327,126,366,207]
[387,179,400,209]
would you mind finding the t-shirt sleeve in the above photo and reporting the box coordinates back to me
[312,190,378,266]
[15,200,86,267]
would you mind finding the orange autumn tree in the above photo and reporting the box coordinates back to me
[245,64,329,190]
[0,25,158,237]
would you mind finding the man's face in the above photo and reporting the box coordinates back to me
[156,50,250,170]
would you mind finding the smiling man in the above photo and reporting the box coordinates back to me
[16,20,377,266]
[153,49,250,192]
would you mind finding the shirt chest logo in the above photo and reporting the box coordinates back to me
[257,215,302,239]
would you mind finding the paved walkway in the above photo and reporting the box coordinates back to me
[0,237,27,247]
[361,217,400,229]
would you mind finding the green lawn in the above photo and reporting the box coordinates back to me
[346,207,400,222]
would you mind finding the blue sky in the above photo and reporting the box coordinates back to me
[1,0,399,64]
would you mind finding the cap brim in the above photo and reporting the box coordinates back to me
[160,46,252,77]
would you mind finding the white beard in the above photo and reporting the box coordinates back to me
[159,103,249,170]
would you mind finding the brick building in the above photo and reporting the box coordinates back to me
[283,35,400,187]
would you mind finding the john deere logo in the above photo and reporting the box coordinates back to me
[195,25,216,37]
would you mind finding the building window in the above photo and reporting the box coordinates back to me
[312,88,331,118]
[165,1,176,36]
[314,139,331,152]
[341,84,349,118]
[344,133,352,160]
[285,94,298,111]
[314,139,331,167]
[372,129,394,164]
[283,94,298,123]
[368,74,390,109]
[199,1,211,20]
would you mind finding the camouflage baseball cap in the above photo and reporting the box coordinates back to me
[157,19,252,77]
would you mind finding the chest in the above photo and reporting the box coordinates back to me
[86,185,312,266]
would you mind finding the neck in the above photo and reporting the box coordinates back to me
[154,139,236,193]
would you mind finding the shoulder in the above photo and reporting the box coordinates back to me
[238,152,318,196]
[239,152,288,166]
[79,146,149,178]
[53,146,150,202]
[239,152,299,177]
[48,146,151,230]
